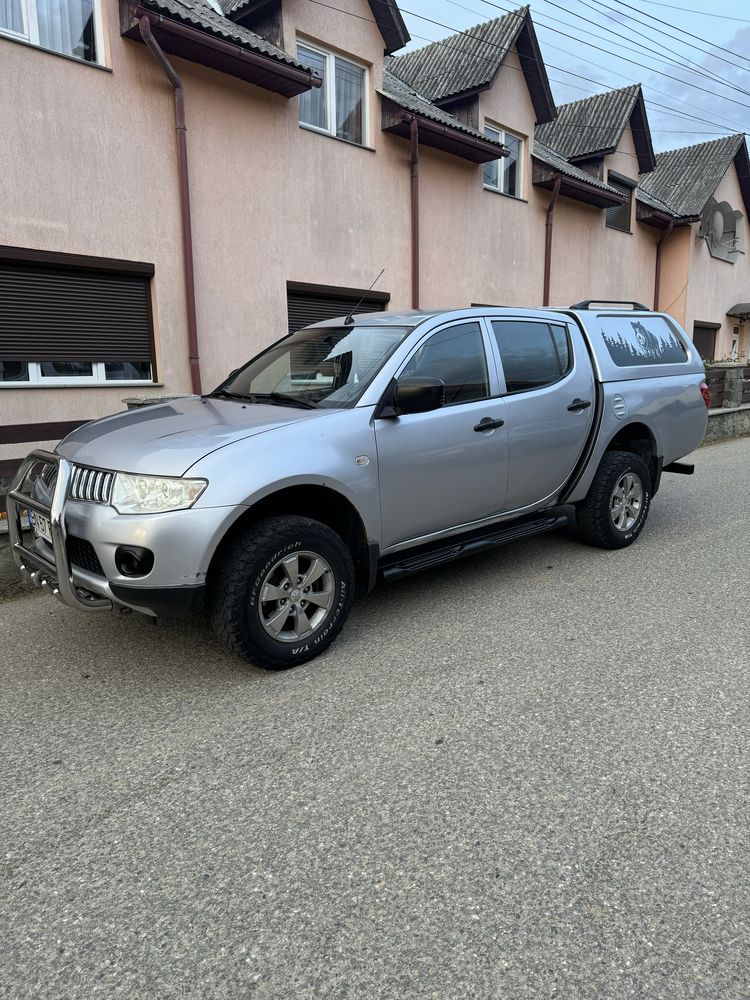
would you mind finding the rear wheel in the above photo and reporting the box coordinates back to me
[209,515,355,669]
[576,450,651,549]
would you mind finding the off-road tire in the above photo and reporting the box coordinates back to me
[576,450,652,550]
[208,515,355,669]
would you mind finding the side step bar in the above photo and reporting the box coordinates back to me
[381,513,569,582]
[663,461,694,475]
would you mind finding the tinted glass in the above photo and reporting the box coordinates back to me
[104,361,153,381]
[0,361,28,382]
[492,321,565,392]
[600,315,688,367]
[40,361,93,377]
[401,322,488,405]
[298,47,327,130]
[550,324,570,374]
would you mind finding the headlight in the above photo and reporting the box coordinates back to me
[111,473,207,514]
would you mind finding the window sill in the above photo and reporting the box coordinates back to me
[605,227,633,235]
[299,123,376,152]
[482,186,527,203]
[0,30,110,71]
[0,381,163,390]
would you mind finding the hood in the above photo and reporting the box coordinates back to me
[56,397,329,475]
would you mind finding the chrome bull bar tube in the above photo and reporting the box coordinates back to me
[7,450,111,612]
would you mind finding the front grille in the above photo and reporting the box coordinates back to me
[69,465,114,503]
[66,535,105,577]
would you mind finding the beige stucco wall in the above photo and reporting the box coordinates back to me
[547,125,659,308]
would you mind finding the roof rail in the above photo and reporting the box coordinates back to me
[570,299,650,310]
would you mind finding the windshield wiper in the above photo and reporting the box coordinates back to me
[204,389,254,402]
[258,392,319,410]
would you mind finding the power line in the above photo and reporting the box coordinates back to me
[562,0,750,100]
[441,0,748,131]
[610,0,750,68]
[633,0,750,22]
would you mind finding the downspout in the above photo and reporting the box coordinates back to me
[542,175,561,307]
[138,15,202,394]
[654,218,674,311]
[410,116,420,310]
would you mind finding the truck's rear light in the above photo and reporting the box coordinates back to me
[700,381,711,409]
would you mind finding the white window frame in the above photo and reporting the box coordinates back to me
[0,0,106,67]
[483,123,524,199]
[297,39,369,147]
[0,361,154,388]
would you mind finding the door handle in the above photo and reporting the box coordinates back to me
[567,398,592,412]
[474,417,505,432]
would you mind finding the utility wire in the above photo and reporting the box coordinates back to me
[406,0,747,132]
[611,0,750,68]
[551,0,750,101]
[634,0,750,22]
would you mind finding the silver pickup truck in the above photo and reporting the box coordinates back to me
[8,303,709,669]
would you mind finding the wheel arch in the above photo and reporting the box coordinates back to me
[207,484,373,594]
[603,421,661,491]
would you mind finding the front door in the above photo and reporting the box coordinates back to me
[375,320,509,550]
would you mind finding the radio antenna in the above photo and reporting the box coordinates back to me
[344,269,385,325]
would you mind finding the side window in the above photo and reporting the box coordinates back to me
[401,322,489,405]
[492,321,571,393]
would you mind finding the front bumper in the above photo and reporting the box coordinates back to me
[7,450,230,617]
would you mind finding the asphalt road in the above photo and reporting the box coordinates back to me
[1,438,749,1000]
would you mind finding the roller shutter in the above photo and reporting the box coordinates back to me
[0,261,154,362]
[287,286,388,334]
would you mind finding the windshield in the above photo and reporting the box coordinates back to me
[214,325,412,408]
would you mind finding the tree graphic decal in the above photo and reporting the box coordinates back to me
[600,318,687,367]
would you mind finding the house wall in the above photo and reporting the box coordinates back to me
[547,126,660,308]
[682,164,750,360]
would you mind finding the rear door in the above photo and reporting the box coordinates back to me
[489,318,595,510]
[375,319,509,549]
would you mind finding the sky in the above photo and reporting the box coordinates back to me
[397,0,750,151]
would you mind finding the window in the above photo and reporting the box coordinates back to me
[0,252,156,387]
[298,42,367,146]
[492,321,571,393]
[691,324,718,362]
[0,361,153,385]
[483,125,523,198]
[605,176,634,233]
[600,315,687,367]
[401,322,489,405]
[287,284,388,334]
[0,0,101,63]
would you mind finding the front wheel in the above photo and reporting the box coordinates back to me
[575,450,652,549]
[208,515,355,669]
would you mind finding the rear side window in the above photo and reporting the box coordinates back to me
[599,314,688,366]
[492,321,571,393]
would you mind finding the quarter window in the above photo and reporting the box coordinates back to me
[492,321,571,393]
[483,125,523,198]
[1,0,101,63]
[298,42,367,146]
[401,322,489,405]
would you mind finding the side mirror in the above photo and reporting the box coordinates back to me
[394,376,445,415]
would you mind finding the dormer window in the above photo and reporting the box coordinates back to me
[483,124,523,198]
[298,42,368,146]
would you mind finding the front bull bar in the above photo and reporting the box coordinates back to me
[7,450,111,612]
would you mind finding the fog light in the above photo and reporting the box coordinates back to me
[115,545,154,577]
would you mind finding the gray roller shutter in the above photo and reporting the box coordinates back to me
[605,179,633,233]
[287,286,388,334]
[0,262,154,362]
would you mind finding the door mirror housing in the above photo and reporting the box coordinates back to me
[394,376,445,415]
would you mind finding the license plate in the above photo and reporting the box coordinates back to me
[29,510,52,544]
